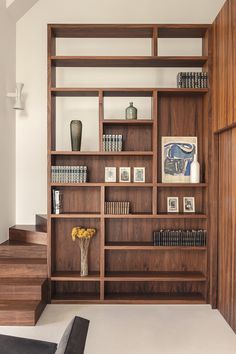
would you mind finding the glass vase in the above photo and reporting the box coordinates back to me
[79,238,90,277]
[70,120,82,151]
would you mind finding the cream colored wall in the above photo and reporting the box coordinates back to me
[16,0,225,223]
[0,0,16,241]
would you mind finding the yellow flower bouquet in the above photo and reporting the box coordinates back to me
[71,226,96,276]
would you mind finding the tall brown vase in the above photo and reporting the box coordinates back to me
[70,120,82,151]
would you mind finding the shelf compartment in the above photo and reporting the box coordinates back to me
[104,271,206,282]
[51,280,100,303]
[51,56,208,68]
[51,271,100,281]
[104,242,207,251]
[105,187,152,214]
[51,186,100,214]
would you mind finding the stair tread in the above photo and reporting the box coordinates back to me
[10,225,47,234]
[0,258,47,264]
[0,300,44,311]
[0,278,46,285]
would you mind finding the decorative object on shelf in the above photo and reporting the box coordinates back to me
[190,153,200,183]
[167,197,179,213]
[71,226,96,277]
[103,134,122,151]
[125,102,137,120]
[177,72,208,88]
[119,167,131,182]
[52,189,63,214]
[7,82,24,110]
[51,165,88,183]
[162,136,197,183]
[183,197,195,213]
[133,167,145,183]
[105,201,130,214]
[153,229,206,246]
[70,120,82,151]
[105,167,117,182]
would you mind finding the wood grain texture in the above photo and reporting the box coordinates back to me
[212,0,236,132]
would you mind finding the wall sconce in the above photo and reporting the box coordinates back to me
[7,83,24,110]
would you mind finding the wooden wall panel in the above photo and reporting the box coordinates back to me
[218,128,236,332]
[212,0,236,131]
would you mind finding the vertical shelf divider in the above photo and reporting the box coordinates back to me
[99,90,104,152]
[152,89,158,214]
[152,26,158,56]
[100,186,105,300]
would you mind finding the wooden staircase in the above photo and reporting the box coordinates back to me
[0,215,48,326]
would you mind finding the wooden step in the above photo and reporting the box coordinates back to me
[0,241,47,258]
[0,258,47,278]
[9,225,47,245]
[0,300,46,326]
[36,214,47,233]
[0,278,47,300]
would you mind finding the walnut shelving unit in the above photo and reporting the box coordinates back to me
[48,24,211,304]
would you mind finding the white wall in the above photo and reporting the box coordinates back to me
[16,0,225,223]
[0,0,16,241]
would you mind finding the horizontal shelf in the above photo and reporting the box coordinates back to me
[104,271,206,282]
[105,242,207,251]
[50,213,101,219]
[51,271,100,281]
[104,214,207,219]
[50,182,153,187]
[50,24,209,39]
[50,151,153,156]
[103,119,153,125]
[104,292,205,304]
[157,183,207,188]
[50,56,208,68]
[50,87,208,97]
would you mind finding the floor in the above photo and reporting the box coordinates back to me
[0,305,236,353]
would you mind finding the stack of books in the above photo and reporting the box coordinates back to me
[52,190,63,214]
[153,229,207,247]
[103,134,123,152]
[105,201,130,214]
[51,166,88,183]
[177,72,208,88]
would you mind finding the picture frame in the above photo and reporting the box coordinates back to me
[183,197,195,213]
[167,197,179,213]
[162,136,198,183]
[119,167,131,183]
[133,167,145,183]
[105,167,117,183]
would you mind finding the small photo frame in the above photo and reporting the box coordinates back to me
[183,197,195,213]
[105,167,116,183]
[119,167,131,183]
[133,167,145,183]
[167,197,179,213]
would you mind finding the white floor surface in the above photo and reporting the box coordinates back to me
[0,305,236,354]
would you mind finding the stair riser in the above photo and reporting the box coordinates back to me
[0,265,47,278]
[0,246,46,259]
[36,215,47,233]
[9,229,47,246]
[0,286,43,300]
[0,311,36,326]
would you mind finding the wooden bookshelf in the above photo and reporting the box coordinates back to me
[48,24,211,304]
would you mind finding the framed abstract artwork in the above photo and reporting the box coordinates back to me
[162,137,197,183]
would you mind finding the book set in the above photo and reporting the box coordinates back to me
[51,166,88,183]
[105,201,130,215]
[177,72,208,88]
[103,134,123,152]
[153,229,207,247]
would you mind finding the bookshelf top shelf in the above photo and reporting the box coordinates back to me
[50,151,153,156]
[50,24,209,38]
[50,56,208,68]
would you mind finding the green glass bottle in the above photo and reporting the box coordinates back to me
[125,102,137,120]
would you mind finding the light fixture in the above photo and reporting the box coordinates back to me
[7,83,24,110]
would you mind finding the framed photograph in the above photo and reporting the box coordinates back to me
[162,136,197,183]
[105,167,116,183]
[183,197,195,213]
[167,197,179,213]
[133,167,145,183]
[119,167,131,183]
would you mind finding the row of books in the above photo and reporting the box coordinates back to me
[105,201,130,215]
[177,72,208,88]
[51,166,88,183]
[103,134,123,152]
[153,229,207,247]
[52,190,63,214]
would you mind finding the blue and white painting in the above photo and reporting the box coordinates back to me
[162,137,197,183]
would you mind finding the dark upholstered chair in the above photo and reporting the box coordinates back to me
[0,316,89,354]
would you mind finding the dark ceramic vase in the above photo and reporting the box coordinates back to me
[70,120,82,151]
